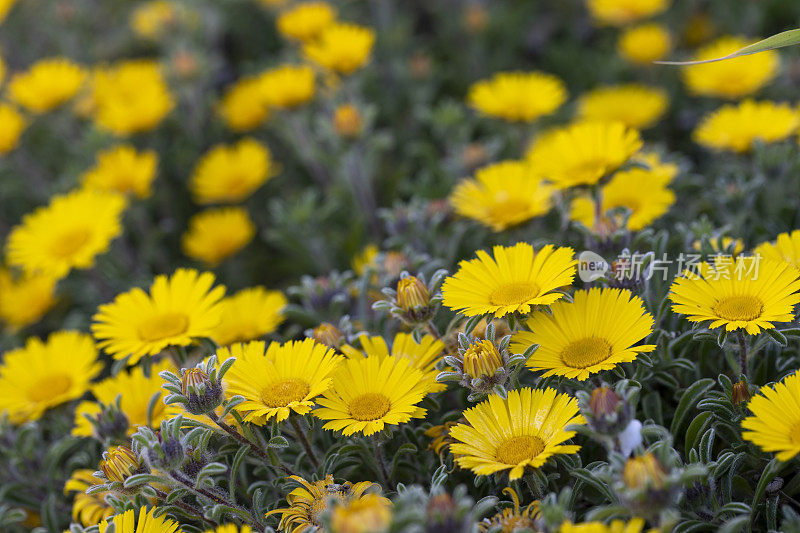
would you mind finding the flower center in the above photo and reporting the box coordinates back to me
[49,228,91,258]
[713,295,764,321]
[489,282,540,306]
[560,337,613,368]
[349,392,391,421]
[495,435,545,465]
[137,312,189,342]
[29,374,72,402]
[260,378,310,408]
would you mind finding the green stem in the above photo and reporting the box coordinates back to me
[289,416,320,469]
[208,412,293,475]
[737,330,748,377]
[169,471,262,528]
[153,487,219,528]
[374,436,391,488]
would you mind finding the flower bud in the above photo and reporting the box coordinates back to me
[623,453,666,490]
[589,386,622,418]
[334,104,363,138]
[147,431,186,471]
[330,493,392,533]
[462,340,503,379]
[396,276,430,312]
[100,446,142,483]
[732,380,751,404]
[313,322,344,349]
[181,367,223,415]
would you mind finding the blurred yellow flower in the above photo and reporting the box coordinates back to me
[693,100,799,153]
[0,103,26,154]
[304,23,375,74]
[8,57,86,113]
[92,268,226,363]
[211,286,287,346]
[617,23,672,65]
[352,244,379,275]
[0,54,5,86]
[257,64,315,108]
[331,493,393,533]
[6,189,127,278]
[560,518,645,533]
[526,121,642,188]
[334,103,363,137]
[131,0,176,40]
[585,0,668,26]
[577,84,668,129]
[467,71,567,122]
[81,145,158,198]
[754,230,800,272]
[449,160,554,231]
[632,151,679,185]
[683,36,778,99]
[0,268,58,331]
[218,77,269,131]
[276,1,336,41]
[64,469,113,527]
[0,331,102,423]
[0,0,17,24]
[191,138,276,204]
[183,207,256,266]
[92,59,175,135]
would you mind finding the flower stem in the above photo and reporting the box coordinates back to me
[289,416,320,469]
[153,487,220,528]
[737,330,748,377]
[425,320,442,340]
[373,436,391,488]
[169,471,262,528]
[207,412,293,475]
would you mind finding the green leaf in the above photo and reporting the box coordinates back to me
[670,378,715,435]
[751,458,784,522]
[766,328,787,347]
[570,468,616,502]
[656,29,800,65]
[685,411,713,457]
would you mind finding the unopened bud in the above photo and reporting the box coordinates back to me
[462,340,503,379]
[313,322,344,349]
[100,446,142,483]
[589,386,622,417]
[396,276,430,312]
[623,453,666,490]
[333,104,363,138]
[181,368,223,415]
[731,380,751,404]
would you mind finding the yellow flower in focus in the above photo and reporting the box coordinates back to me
[617,23,672,65]
[64,469,113,527]
[442,243,576,318]
[6,189,127,278]
[91,268,226,363]
[314,355,432,436]
[304,23,375,74]
[425,420,459,455]
[0,0,17,23]
[276,1,336,41]
[560,518,646,533]
[182,207,256,266]
[693,100,799,153]
[683,36,778,99]
[669,258,800,334]
[92,59,175,135]
[334,103,363,138]
[0,268,57,331]
[331,493,393,533]
[754,230,800,273]
[585,0,668,26]
[131,0,176,40]
[0,331,101,423]
[577,84,668,129]
[0,103,26,154]
[449,387,584,480]
[218,77,269,131]
[450,160,554,231]
[8,57,86,113]
[511,288,656,381]
[257,64,315,108]
[526,121,642,188]
[742,372,800,461]
[81,145,158,198]
[99,506,181,533]
[72,360,178,437]
[222,339,342,424]
[211,286,288,346]
[467,71,567,122]
[190,138,276,204]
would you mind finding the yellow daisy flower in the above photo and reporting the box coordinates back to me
[449,160,554,231]
[182,207,256,266]
[99,506,181,533]
[314,355,431,436]
[631,151,679,185]
[617,23,672,65]
[569,169,675,231]
[91,268,226,363]
[479,488,538,532]
[211,286,288,347]
[331,493,393,533]
[693,100,800,153]
[0,268,58,331]
[0,0,17,23]
[0,331,101,423]
[526,121,642,188]
[223,339,342,424]
[754,230,800,272]
[342,332,446,392]
[256,64,315,109]
[449,387,585,480]
[669,258,800,334]
[190,138,276,204]
[352,244,380,276]
[64,469,113,526]
[585,0,668,26]
[218,77,269,131]
[91,59,175,135]
[577,84,668,130]
[8,57,86,113]
[5,189,127,278]
[560,518,646,533]
[511,288,656,380]
[131,0,176,40]
[467,71,567,122]
[0,103,26,154]
[742,372,800,461]
[276,1,336,42]
[692,236,745,257]
[304,23,375,74]
[683,36,779,99]
[266,475,387,533]
[441,243,576,318]
[81,145,158,198]
[204,526,252,533]
[72,360,178,437]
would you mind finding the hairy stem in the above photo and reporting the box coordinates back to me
[289,416,320,469]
